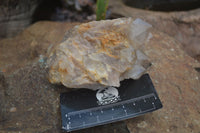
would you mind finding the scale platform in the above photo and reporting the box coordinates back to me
[60,74,163,132]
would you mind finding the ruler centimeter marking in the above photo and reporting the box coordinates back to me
[67,93,155,116]
[65,103,156,130]
[65,94,160,130]
[61,74,163,131]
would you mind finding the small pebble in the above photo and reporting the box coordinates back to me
[27,107,33,111]
[38,55,44,63]
[137,121,148,128]
[10,107,17,112]
[170,48,174,51]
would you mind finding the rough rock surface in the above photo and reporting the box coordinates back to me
[0,21,200,133]
[0,0,41,38]
[0,21,80,74]
[108,0,200,61]
[47,18,152,90]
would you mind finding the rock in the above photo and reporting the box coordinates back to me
[126,30,200,133]
[9,107,17,113]
[108,0,200,61]
[0,21,80,75]
[137,121,148,128]
[0,0,41,38]
[47,18,152,90]
[122,0,200,11]
[0,0,96,39]
[0,21,200,133]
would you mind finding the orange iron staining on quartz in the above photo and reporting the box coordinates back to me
[47,18,152,90]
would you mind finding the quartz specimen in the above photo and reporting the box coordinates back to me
[47,18,152,90]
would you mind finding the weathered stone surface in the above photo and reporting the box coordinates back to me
[108,0,200,61]
[0,0,41,38]
[127,30,200,133]
[47,18,152,90]
[0,21,200,133]
[0,21,80,75]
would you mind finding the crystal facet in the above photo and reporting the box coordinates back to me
[47,18,152,90]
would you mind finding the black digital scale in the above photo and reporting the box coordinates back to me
[60,74,162,132]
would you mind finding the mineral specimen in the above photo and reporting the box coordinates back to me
[47,18,152,90]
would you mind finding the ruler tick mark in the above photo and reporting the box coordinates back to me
[124,110,127,116]
[66,124,69,130]
[96,116,100,122]
[152,102,155,108]
[60,75,163,132]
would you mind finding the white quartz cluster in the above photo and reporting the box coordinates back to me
[47,18,152,90]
